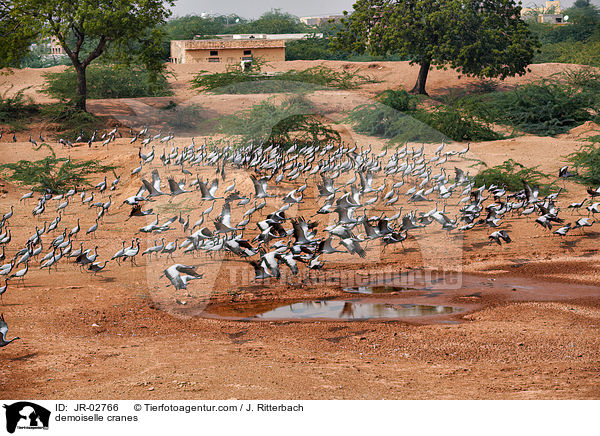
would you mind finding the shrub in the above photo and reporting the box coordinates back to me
[561,67,600,101]
[43,64,172,100]
[413,106,502,142]
[376,89,419,112]
[346,103,500,143]
[219,96,340,146]
[473,159,555,194]
[0,156,117,193]
[161,103,205,130]
[0,86,38,123]
[346,104,447,143]
[285,36,342,61]
[567,135,600,186]
[460,77,598,136]
[40,103,104,139]
[191,64,378,94]
[534,40,600,67]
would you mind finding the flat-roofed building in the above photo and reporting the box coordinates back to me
[521,0,562,16]
[300,15,344,26]
[170,39,285,64]
[211,33,322,41]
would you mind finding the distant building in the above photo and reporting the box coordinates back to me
[49,37,65,55]
[208,33,323,42]
[538,13,565,24]
[300,15,344,26]
[521,0,562,16]
[170,39,285,64]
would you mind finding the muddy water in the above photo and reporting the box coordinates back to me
[254,301,460,320]
[199,270,600,322]
[343,271,600,300]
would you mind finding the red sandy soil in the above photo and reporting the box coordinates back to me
[0,61,599,399]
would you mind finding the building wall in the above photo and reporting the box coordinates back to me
[183,47,285,64]
[170,40,286,64]
[545,0,562,13]
[49,36,65,55]
[170,40,184,63]
[538,13,564,24]
[300,15,344,26]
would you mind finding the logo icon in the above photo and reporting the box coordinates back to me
[3,402,50,433]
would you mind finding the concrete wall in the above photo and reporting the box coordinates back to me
[183,47,285,64]
[538,14,564,23]
[170,40,285,64]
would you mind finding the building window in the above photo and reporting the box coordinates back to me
[243,50,252,56]
[210,50,218,56]
[208,58,220,62]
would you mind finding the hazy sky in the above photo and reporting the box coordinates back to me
[171,0,355,19]
[170,0,597,19]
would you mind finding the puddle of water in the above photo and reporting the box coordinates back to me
[343,286,429,294]
[193,270,600,323]
[251,300,461,320]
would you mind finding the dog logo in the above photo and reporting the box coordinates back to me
[3,402,50,433]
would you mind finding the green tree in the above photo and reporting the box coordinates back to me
[229,9,310,34]
[563,1,600,40]
[5,0,173,111]
[286,36,342,61]
[163,15,228,40]
[333,0,539,95]
[0,0,36,67]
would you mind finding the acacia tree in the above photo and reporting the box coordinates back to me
[7,0,173,111]
[333,0,539,95]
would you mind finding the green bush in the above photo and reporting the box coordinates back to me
[43,64,172,100]
[459,77,598,136]
[562,67,600,101]
[161,103,205,130]
[346,104,446,143]
[376,89,419,112]
[191,64,378,94]
[0,156,116,193]
[414,106,502,142]
[285,36,343,61]
[473,159,555,194]
[534,40,600,67]
[219,96,340,146]
[346,102,500,143]
[567,135,600,186]
[0,86,38,123]
[40,103,104,139]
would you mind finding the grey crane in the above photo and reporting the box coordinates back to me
[162,264,203,290]
[0,314,19,347]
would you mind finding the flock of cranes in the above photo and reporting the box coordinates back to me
[0,126,595,347]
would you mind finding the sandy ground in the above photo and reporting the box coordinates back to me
[0,61,599,399]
